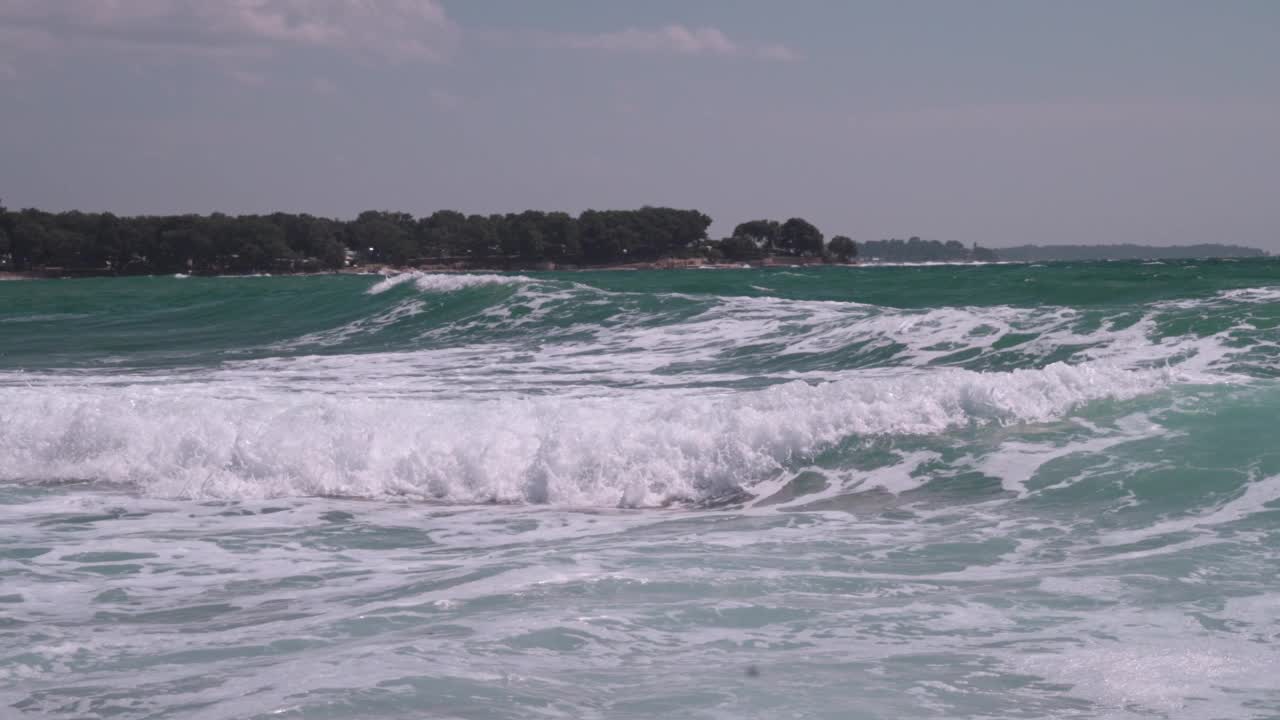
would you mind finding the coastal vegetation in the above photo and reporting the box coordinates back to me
[0,200,1266,276]
[996,244,1269,261]
[861,237,997,263]
[0,203,856,275]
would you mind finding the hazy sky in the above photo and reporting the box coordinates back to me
[1,1,1278,249]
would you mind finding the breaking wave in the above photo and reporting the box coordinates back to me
[0,362,1173,506]
[367,272,532,295]
[1,265,1275,506]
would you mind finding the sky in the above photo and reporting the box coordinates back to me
[1,1,1278,250]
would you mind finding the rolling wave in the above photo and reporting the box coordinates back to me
[3,261,1278,719]
[0,265,1275,507]
[0,362,1177,505]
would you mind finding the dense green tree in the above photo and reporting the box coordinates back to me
[858,236,997,263]
[1,206,710,272]
[225,217,293,271]
[474,214,507,256]
[540,211,581,260]
[13,210,84,269]
[971,243,998,262]
[504,210,548,260]
[302,218,349,269]
[778,217,824,256]
[6,206,35,271]
[0,199,10,263]
[827,235,856,262]
[349,211,416,265]
[265,213,346,269]
[577,210,611,262]
[418,210,468,257]
[91,212,124,269]
[732,220,780,251]
[37,204,1239,274]
[143,215,204,272]
[579,211,636,262]
[718,235,763,260]
[574,207,709,263]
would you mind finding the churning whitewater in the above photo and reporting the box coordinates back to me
[1,261,1279,719]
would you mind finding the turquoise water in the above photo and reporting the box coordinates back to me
[1,260,1279,718]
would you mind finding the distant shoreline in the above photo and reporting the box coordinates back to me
[3,206,1268,280]
[4,255,1276,282]
[0,257,856,280]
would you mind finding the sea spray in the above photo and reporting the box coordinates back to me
[0,361,1172,504]
[1,260,1278,719]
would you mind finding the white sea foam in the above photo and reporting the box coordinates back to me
[365,272,420,294]
[269,299,426,350]
[100,274,1255,398]
[1218,286,1280,304]
[366,272,531,295]
[1097,472,1280,546]
[1014,636,1270,715]
[4,269,1279,720]
[0,313,92,324]
[2,284,1249,401]
[0,362,1172,506]
[510,290,1245,382]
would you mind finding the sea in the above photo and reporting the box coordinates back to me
[1,259,1278,719]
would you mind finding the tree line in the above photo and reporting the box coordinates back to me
[857,237,997,263]
[0,199,1012,274]
[996,244,1268,261]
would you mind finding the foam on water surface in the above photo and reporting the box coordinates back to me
[367,271,533,295]
[0,361,1175,505]
[1,262,1279,718]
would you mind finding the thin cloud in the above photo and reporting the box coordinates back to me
[757,44,799,62]
[311,76,337,95]
[566,25,736,56]
[229,68,267,87]
[547,24,796,61]
[0,0,459,63]
[429,88,461,111]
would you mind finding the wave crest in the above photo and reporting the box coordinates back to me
[366,272,531,295]
[0,362,1170,506]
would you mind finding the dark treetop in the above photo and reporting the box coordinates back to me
[0,200,1262,276]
